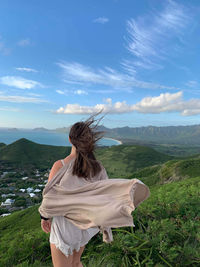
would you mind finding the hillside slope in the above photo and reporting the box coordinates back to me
[129,155,200,186]
[0,138,71,168]
[0,142,6,149]
[95,144,173,177]
[0,175,199,266]
[0,138,173,175]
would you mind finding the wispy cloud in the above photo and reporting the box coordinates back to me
[74,90,88,95]
[93,17,109,24]
[17,38,31,47]
[56,61,177,92]
[55,91,200,116]
[56,89,88,95]
[0,76,44,89]
[185,80,198,88]
[0,92,48,103]
[15,67,38,73]
[123,0,191,72]
[56,90,65,95]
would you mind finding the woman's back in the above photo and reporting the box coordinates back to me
[59,157,107,189]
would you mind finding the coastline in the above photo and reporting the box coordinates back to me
[104,137,123,145]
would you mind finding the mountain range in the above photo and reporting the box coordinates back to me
[2,124,200,145]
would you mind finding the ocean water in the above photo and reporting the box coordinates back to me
[0,130,120,147]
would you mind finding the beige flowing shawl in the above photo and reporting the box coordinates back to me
[38,158,150,243]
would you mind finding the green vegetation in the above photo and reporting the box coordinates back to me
[0,142,6,149]
[0,140,199,266]
[95,144,173,177]
[104,124,200,145]
[0,176,199,266]
[149,143,200,157]
[0,139,173,175]
[0,138,71,169]
[129,156,200,187]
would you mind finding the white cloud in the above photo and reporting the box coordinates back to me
[123,0,190,71]
[55,91,200,116]
[0,76,43,89]
[56,90,65,95]
[132,91,183,113]
[17,38,31,47]
[55,98,128,114]
[0,92,48,103]
[74,90,88,95]
[93,17,109,24]
[56,61,177,92]
[56,89,88,95]
[15,67,38,73]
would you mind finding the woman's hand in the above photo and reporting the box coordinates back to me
[41,219,51,233]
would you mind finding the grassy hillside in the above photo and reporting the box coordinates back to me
[0,142,6,149]
[0,138,71,169]
[129,155,200,187]
[0,138,173,175]
[0,175,199,266]
[0,139,199,266]
[95,144,173,177]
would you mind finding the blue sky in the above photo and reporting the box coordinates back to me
[0,0,200,129]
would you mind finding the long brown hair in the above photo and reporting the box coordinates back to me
[69,109,107,181]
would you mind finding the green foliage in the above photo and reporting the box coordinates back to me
[129,156,200,187]
[0,142,200,266]
[13,199,27,207]
[0,208,9,215]
[0,176,199,266]
[81,176,200,266]
[0,139,173,176]
[95,144,172,177]
[0,138,71,168]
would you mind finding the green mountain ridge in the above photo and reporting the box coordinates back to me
[0,138,71,169]
[0,138,173,175]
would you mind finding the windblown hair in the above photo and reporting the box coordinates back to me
[69,109,107,181]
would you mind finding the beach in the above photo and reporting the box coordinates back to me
[104,137,123,145]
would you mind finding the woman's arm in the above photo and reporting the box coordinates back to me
[40,160,64,221]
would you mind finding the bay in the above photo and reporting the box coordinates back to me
[0,130,121,147]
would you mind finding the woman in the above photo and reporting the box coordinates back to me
[41,111,108,267]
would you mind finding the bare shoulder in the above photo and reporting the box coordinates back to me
[48,160,63,182]
[62,155,76,165]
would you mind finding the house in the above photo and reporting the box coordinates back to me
[19,189,26,192]
[34,189,41,192]
[1,198,15,206]
[29,193,36,197]
[26,187,33,193]
[1,171,8,178]
[22,176,29,180]
[0,213,11,217]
